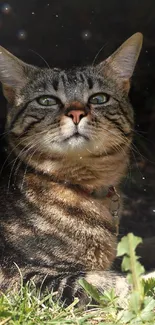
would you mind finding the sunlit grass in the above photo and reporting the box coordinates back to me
[0,234,155,325]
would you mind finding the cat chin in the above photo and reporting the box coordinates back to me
[64,135,89,148]
[56,138,90,154]
[42,136,95,157]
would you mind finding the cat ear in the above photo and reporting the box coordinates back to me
[0,46,34,102]
[99,33,143,87]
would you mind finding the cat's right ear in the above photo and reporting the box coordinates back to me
[0,46,35,103]
[97,33,143,92]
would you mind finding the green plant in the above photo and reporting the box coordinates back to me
[1,233,155,324]
[79,233,155,324]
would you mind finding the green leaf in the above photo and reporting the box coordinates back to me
[117,233,145,295]
[117,310,135,323]
[100,289,117,302]
[142,278,155,296]
[121,256,130,271]
[128,291,141,313]
[78,278,101,304]
[133,297,155,322]
[117,233,142,257]
[142,296,155,312]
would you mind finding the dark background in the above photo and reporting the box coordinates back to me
[1,0,155,268]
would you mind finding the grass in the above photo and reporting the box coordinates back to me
[0,285,118,325]
[0,234,155,325]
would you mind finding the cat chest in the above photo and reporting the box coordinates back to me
[0,183,116,270]
[16,186,116,270]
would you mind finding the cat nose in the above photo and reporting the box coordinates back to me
[66,110,87,125]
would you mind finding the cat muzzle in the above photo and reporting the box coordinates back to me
[65,105,90,125]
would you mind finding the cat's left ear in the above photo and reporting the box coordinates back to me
[98,33,143,91]
[0,46,36,103]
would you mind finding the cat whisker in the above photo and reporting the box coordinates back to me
[13,159,23,185]
[0,128,12,140]
[13,139,44,186]
[5,130,48,182]
[92,40,109,66]
[20,145,40,190]
[28,49,50,69]
[0,135,28,176]
[7,141,37,191]
[130,141,152,163]
[130,148,144,178]
[0,131,40,174]
[91,133,109,156]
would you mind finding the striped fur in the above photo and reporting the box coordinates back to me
[0,33,143,304]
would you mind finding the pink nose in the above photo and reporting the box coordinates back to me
[67,110,87,125]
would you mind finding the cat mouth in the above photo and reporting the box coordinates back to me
[64,132,89,142]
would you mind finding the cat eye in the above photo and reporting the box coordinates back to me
[88,93,109,105]
[37,96,58,106]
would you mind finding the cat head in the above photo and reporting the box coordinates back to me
[0,33,143,165]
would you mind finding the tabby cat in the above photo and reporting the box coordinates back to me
[0,33,143,304]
